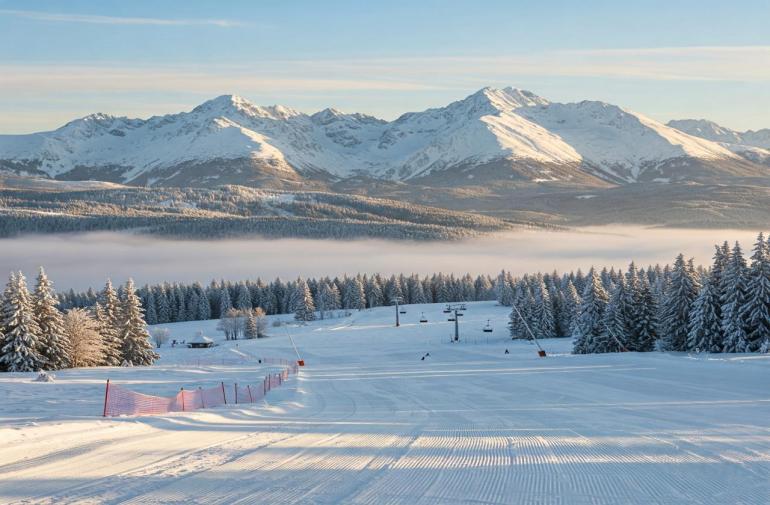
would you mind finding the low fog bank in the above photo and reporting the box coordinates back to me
[0,227,762,291]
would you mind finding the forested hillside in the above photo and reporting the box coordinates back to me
[0,184,524,240]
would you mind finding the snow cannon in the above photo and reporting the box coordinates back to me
[538,350,547,358]
[297,359,305,367]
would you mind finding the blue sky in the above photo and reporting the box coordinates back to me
[1,0,769,133]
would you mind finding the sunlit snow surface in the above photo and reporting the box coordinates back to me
[1,301,769,504]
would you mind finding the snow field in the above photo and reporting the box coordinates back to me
[1,301,769,504]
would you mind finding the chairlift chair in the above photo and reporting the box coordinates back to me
[399,310,407,315]
[419,312,428,323]
[443,305,452,313]
[448,317,456,322]
[483,320,493,333]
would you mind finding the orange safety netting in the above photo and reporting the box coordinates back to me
[103,357,300,417]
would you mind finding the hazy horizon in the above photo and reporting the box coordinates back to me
[0,226,762,291]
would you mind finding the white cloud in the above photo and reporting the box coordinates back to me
[1,45,767,100]
[0,9,246,27]
[0,64,442,94]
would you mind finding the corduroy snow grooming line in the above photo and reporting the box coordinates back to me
[102,358,300,417]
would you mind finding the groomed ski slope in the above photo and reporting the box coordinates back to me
[1,301,769,504]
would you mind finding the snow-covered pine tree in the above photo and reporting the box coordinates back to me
[686,275,721,352]
[174,285,186,321]
[235,283,252,311]
[385,275,404,304]
[601,277,631,353]
[292,278,316,322]
[365,276,384,308]
[510,286,535,340]
[195,290,211,320]
[634,274,658,352]
[64,308,105,368]
[409,275,428,304]
[562,279,581,337]
[659,254,700,351]
[154,286,170,323]
[508,280,526,339]
[93,302,117,365]
[0,271,44,372]
[326,282,341,315]
[315,281,333,319]
[98,280,123,365]
[219,285,233,318]
[185,290,199,322]
[118,279,158,366]
[144,287,158,325]
[32,267,70,370]
[545,275,565,336]
[475,275,493,301]
[721,242,749,353]
[245,310,258,339]
[572,269,608,354]
[496,271,514,306]
[531,276,556,339]
[741,233,770,352]
[344,277,366,310]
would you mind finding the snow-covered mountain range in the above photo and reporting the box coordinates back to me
[0,88,765,188]
[667,119,770,166]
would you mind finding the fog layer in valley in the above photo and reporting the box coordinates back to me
[0,227,762,291]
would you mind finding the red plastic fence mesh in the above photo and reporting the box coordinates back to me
[103,357,299,417]
[104,383,184,416]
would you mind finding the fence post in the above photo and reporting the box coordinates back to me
[247,384,254,403]
[200,386,205,408]
[102,379,110,417]
[235,383,238,404]
[181,387,185,411]
[221,382,227,404]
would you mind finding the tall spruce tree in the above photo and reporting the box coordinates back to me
[98,280,123,365]
[572,269,608,354]
[118,279,158,365]
[292,278,316,322]
[0,272,44,372]
[659,255,700,351]
[634,274,657,352]
[562,280,581,337]
[219,285,233,318]
[721,242,749,353]
[601,277,631,353]
[32,267,70,370]
[687,276,721,352]
[741,233,770,352]
[532,276,556,339]
[144,288,158,325]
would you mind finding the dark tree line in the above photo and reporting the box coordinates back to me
[60,273,498,325]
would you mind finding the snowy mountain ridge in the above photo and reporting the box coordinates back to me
[667,119,770,165]
[0,87,762,187]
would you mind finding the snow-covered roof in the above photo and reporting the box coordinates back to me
[189,334,213,344]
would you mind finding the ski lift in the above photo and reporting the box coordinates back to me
[456,312,464,317]
[399,310,407,315]
[419,312,428,323]
[443,305,451,313]
[483,320,493,333]
[447,317,456,322]
[458,304,467,311]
